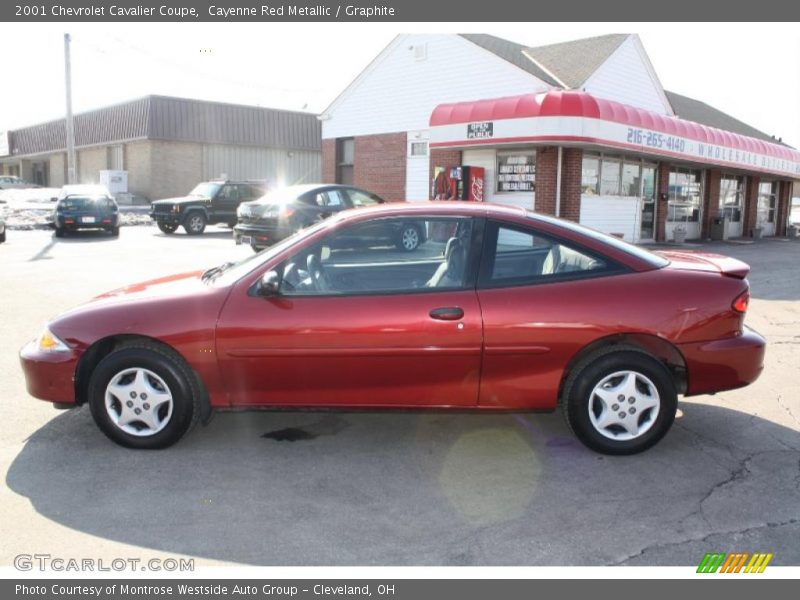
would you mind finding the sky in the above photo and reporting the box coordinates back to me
[0,22,798,148]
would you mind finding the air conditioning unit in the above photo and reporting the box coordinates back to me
[99,170,128,195]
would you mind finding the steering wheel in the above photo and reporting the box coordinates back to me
[306,254,328,292]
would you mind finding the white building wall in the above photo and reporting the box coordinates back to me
[405,130,430,201]
[322,34,551,139]
[579,195,642,242]
[462,148,535,210]
[582,36,672,115]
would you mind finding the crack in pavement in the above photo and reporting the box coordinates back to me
[776,394,800,430]
[609,518,800,566]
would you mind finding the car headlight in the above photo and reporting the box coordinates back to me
[36,328,70,352]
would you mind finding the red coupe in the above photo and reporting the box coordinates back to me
[20,202,765,454]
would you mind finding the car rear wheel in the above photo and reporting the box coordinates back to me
[88,344,200,449]
[109,226,120,237]
[562,348,677,455]
[183,212,206,235]
[397,224,421,252]
[54,227,65,238]
[0,230,5,243]
[157,222,178,234]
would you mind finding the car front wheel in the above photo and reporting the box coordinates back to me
[562,348,677,455]
[157,222,178,234]
[397,224,421,252]
[88,344,200,449]
[183,212,206,235]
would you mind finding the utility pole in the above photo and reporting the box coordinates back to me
[64,33,77,184]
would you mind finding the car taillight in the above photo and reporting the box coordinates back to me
[732,291,749,314]
[280,206,295,218]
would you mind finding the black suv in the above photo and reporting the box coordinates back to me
[150,180,267,235]
[234,184,428,252]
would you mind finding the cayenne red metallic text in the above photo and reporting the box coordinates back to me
[20,202,765,454]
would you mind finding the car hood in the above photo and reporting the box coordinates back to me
[152,196,209,206]
[49,270,230,344]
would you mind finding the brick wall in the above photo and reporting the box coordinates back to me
[77,147,107,183]
[321,139,336,184]
[429,148,461,199]
[534,147,558,215]
[559,148,582,222]
[353,132,407,201]
[701,169,722,238]
[150,140,203,200]
[743,176,760,236]
[655,162,670,242]
[124,141,153,199]
[49,153,66,188]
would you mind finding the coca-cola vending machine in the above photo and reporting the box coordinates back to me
[433,166,485,201]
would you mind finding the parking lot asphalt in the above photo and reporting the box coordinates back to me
[1,225,799,567]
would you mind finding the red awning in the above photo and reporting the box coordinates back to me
[429,90,799,164]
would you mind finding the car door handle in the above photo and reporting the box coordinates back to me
[429,307,464,321]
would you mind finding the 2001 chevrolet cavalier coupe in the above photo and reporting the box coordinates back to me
[20,202,765,453]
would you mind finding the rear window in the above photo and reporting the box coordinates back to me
[526,211,669,268]
[60,196,115,209]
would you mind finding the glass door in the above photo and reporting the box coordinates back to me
[639,165,656,241]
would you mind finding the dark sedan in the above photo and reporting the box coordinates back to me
[54,186,120,237]
[234,184,425,252]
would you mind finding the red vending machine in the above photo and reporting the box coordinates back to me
[448,166,485,201]
[433,166,485,201]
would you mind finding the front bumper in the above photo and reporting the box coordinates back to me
[151,212,181,225]
[233,223,293,247]
[679,326,766,396]
[19,341,79,404]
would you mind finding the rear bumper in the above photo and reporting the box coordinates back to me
[19,341,79,404]
[679,326,766,396]
[233,223,293,247]
[56,215,118,229]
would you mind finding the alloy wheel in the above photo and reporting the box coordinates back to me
[587,370,660,441]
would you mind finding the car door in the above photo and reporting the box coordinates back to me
[215,184,241,220]
[215,215,483,407]
[476,220,627,410]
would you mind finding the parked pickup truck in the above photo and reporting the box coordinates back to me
[150,180,268,235]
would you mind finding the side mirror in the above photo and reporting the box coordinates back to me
[258,270,281,297]
[50,197,58,202]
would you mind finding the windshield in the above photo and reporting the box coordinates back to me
[189,182,222,198]
[526,211,669,268]
[209,218,334,286]
[59,196,114,209]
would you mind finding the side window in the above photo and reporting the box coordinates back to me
[348,190,382,207]
[218,185,238,201]
[325,190,345,208]
[485,223,610,285]
[279,217,473,296]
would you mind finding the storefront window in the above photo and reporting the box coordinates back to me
[719,175,744,222]
[668,168,703,222]
[600,157,622,195]
[496,150,535,192]
[581,156,600,195]
[758,180,778,223]
[582,153,646,197]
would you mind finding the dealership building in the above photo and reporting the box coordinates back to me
[0,95,321,201]
[320,33,799,242]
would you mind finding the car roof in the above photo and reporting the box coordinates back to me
[60,184,111,196]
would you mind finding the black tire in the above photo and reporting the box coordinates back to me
[397,224,421,252]
[110,226,120,237]
[250,244,261,253]
[0,230,5,243]
[183,211,206,235]
[562,347,677,455]
[157,222,178,234]
[87,343,200,449]
[54,227,64,238]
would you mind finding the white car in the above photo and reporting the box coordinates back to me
[0,198,6,243]
[0,175,38,190]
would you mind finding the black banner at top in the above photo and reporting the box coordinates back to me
[3,0,800,21]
